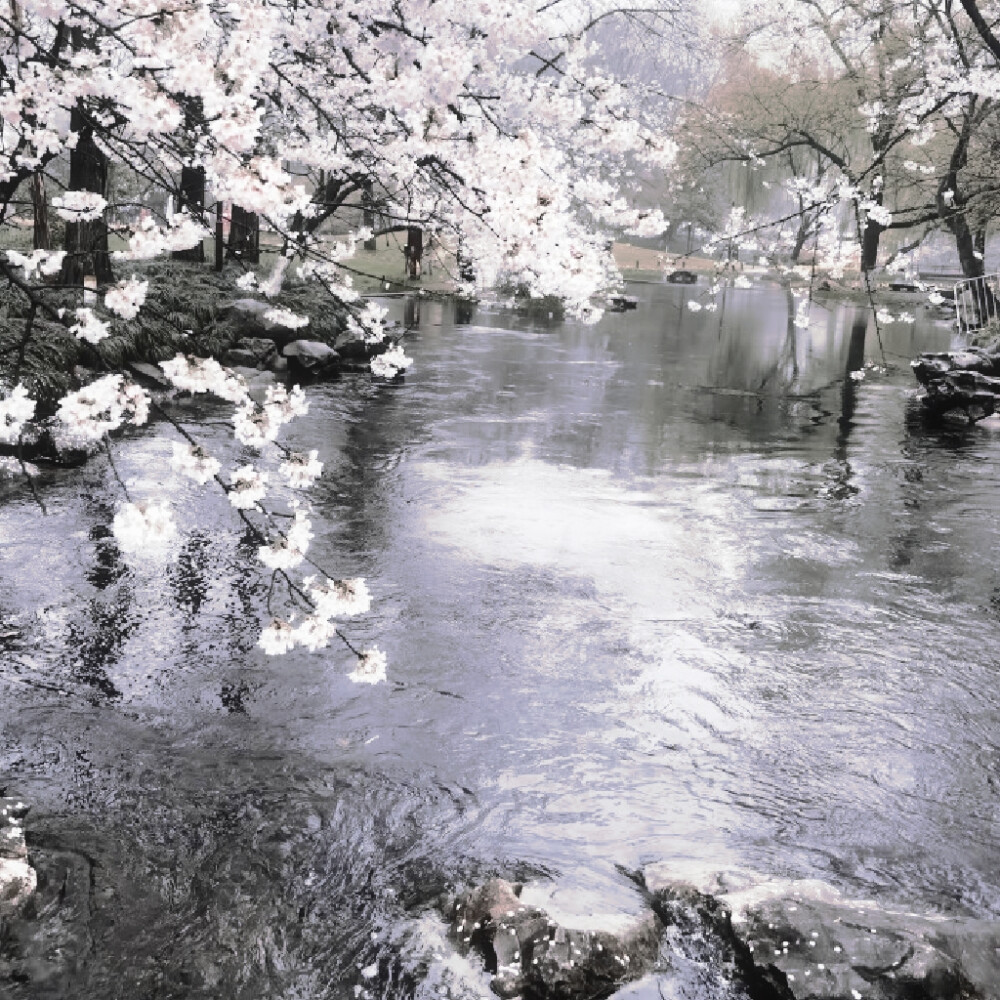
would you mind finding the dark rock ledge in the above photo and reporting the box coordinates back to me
[912,348,1000,423]
[444,870,1000,1000]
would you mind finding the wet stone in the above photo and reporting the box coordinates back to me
[912,348,1000,423]
[446,878,662,1000]
[236,336,278,363]
[721,880,999,1000]
[282,339,339,372]
[221,347,261,368]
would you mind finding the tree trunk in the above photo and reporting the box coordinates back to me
[790,215,811,264]
[227,205,259,263]
[950,210,985,280]
[31,174,49,251]
[947,207,994,326]
[173,99,205,263]
[60,26,112,287]
[362,181,377,251]
[60,110,113,287]
[859,216,883,273]
[406,226,423,279]
[215,201,224,272]
[172,166,206,263]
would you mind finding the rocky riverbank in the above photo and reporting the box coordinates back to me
[435,868,1000,1000]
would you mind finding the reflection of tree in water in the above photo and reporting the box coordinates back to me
[62,494,138,699]
[168,533,212,616]
[64,587,136,701]
[168,526,266,709]
[820,311,868,502]
[888,399,982,571]
[86,523,128,591]
[403,294,421,329]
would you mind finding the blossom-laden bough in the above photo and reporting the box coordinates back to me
[0,0,690,677]
[668,0,1000,350]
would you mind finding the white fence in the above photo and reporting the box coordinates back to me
[955,274,1000,333]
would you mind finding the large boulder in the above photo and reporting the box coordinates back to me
[721,879,999,1000]
[447,878,663,1000]
[641,865,999,1000]
[0,797,35,921]
[911,349,1000,386]
[912,348,1000,423]
[282,339,339,373]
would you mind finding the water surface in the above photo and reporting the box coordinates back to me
[2,280,998,997]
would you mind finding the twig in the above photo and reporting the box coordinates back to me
[103,435,132,501]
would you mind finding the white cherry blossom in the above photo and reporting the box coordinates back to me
[0,385,35,444]
[348,646,387,685]
[228,465,268,509]
[112,500,177,554]
[104,277,149,321]
[171,442,222,485]
[280,450,323,488]
[306,576,372,618]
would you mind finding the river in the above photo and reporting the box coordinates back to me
[1,280,998,997]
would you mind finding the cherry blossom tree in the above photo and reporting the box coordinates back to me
[0,0,686,680]
[675,1,1000,285]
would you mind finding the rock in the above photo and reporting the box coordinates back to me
[608,295,638,312]
[222,300,311,345]
[525,912,662,1000]
[911,349,1000,386]
[332,330,372,360]
[721,880,998,1000]
[0,845,93,991]
[128,361,171,386]
[268,354,289,373]
[666,270,697,284]
[912,349,1000,423]
[236,336,278,364]
[222,347,261,368]
[919,370,1000,423]
[282,339,339,372]
[647,881,794,1000]
[447,878,663,1000]
[0,798,36,920]
[221,336,278,369]
[228,298,272,322]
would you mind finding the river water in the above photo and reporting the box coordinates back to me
[1,280,999,997]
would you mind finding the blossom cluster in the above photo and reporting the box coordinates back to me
[0,385,35,445]
[54,375,149,450]
[232,385,308,448]
[105,277,149,321]
[160,355,248,403]
[69,308,111,345]
[112,500,177,555]
[6,249,65,281]
[51,191,107,222]
[370,345,414,379]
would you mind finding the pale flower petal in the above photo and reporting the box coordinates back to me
[348,646,387,685]
[112,500,177,555]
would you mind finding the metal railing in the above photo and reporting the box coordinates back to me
[955,273,1000,333]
